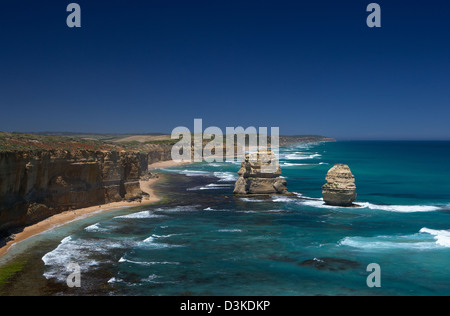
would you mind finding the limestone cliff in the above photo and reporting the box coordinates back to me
[322,164,357,206]
[146,143,174,165]
[0,150,148,234]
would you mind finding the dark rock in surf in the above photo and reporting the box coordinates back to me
[299,257,360,272]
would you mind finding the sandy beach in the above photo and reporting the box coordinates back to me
[148,159,190,170]
[0,159,188,259]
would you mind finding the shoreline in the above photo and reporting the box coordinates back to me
[0,159,188,259]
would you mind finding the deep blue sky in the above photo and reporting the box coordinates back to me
[0,0,449,140]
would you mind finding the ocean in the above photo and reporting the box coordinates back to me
[2,141,450,296]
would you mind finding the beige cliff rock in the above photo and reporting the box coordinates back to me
[322,164,357,206]
[0,150,149,234]
[233,150,288,195]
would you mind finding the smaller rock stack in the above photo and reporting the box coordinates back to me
[233,150,288,195]
[322,164,357,206]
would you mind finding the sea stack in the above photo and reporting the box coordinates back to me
[322,164,357,206]
[233,150,288,195]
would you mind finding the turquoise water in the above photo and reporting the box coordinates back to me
[4,141,450,295]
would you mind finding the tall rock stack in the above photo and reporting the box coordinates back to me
[322,164,357,206]
[233,150,288,195]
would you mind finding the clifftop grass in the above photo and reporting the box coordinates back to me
[0,132,124,152]
[0,132,335,153]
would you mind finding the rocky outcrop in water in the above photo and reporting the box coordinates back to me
[299,257,360,271]
[233,150,288,195]
[0,150,149,234]
[322,164,357,206]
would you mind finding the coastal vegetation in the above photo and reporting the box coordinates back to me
[0,132,334,153]
[0,259,26,292]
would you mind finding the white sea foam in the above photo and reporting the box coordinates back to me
[187,183,234,191]
[223,160,242,165]
[290,193,443,213]
[42,235,132,282]
[139,235,183,249]
[180,170,211,177]
[265,209,290,213]
[281,162,310,166]
[139,240,172,249]
[283,153,321,160]
[420,228,450,247]
[114,210,166,219]
[291,142,321,150]
[249,190,442,214]
[339,228,450,251]
[84,223,108,233]
[108,277,123,284]
[214,171,238,182]
[143,236,155,243]
[141,274,162,283]
[207,163,222,167]
[154,205,200,213]
[338,235,439,251]
[299,199,442,213]
[239,198,265,203]
[217,229,242,233]
[201,208,231,212]
[108,274,163,285]
[272,195,297,203]
[359,203,441,213]
[161,168,213,177]
[119,257,180,265]
[297,198,344,209]
[205,183,233,188]
[151,233,184,238]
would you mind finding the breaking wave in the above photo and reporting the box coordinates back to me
[281,152,321,160]
[214,171,238,182]
[114,210,166,219]
[339,228,450,251]
[118,257,180,266]
[84,223,108,233]
[420,228,450,247]
[42,235,133,282]
[187,183,234,191]
[273,193,444,213]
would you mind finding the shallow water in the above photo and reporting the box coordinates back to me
[2,141,450,295]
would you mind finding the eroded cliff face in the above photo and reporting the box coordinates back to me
[0,150,149,234]
[322,164,357,206]
[233,150,288,195]
[146,143,173,165]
